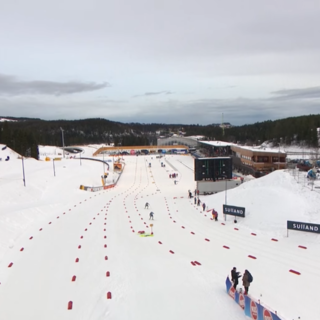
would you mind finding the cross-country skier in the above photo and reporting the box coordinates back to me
[149,212,154,220]
[145,202,149,209]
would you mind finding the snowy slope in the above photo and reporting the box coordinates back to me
[0,149,319,320]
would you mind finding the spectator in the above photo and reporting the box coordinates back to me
[202,203,206,211]
[242,270,250,295]
[231,267,241,290]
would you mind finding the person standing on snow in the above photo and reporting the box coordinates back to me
[194,197,197,205]
[197,198,201,206]
[231,267,241,290]
[242,270,250,295]
[145,202,149,209]
[202,203,206,211]
[149,212,154,220]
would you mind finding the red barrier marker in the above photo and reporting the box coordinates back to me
[223,245,230,249]
[29,236,33,240]
[181,226,185,229]
[89,223,92,225]
[106,271,110,277]
[104,244,107,248]
[248,255,257,259]
[75,258,79,263]
[169,250,175,254]
[80,236,83,239]
[191,261,196,266]
[221,223,225,225]
[271,238,278,242]
[191,232,195,235]
[289,269,301,275]
[39,228,42,231]
[71,275,76,282]
[158,241,162,244]
[194,261,201,265]
[251,233,257,236]
[63,212,66,214]
[68,301,73,310]
[234,228,239,230]
[104,223,106,225]
[20,247,24,252]
[104,229,106,231]
[78,245,81,249]
[205,238,210,242]
[105,256,108,260]
[8,262,13,268]
[173,221,176,223]
[298,245,307,249]
[85,228,87,231]
[104,236,107,239]
[107,292,112,299]
[57,216,59,219]
[49,222,52,224]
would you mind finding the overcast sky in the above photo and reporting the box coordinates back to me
[0,0,319,126]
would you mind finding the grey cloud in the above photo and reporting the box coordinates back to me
[270,86,320,100]
[133,91,174,98]
[0,74,109,96]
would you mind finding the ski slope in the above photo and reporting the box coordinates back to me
[0,147,319,320]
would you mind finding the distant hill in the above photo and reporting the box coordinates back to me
[0,114,319,159]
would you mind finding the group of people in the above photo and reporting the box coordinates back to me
[145,203,154,220]
[194,197,201,206]
[231,267,253,295]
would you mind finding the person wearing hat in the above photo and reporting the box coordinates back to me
[231,267,241,290]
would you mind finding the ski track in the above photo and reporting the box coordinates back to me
[0,155,318,319]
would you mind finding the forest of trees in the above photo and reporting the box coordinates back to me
[0,114,319,159]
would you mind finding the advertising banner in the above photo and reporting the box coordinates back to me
[226,277,282,320]
[287,220,320,234]
[223,204,245,217]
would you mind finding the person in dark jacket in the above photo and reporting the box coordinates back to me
[197,198,201,206]
[145,202,149,209]
[231,267,241,290]
[242,270,250,294]
[202,203,206,211]
[149,212,154,220]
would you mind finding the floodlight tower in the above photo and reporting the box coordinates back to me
[60,127,65,158]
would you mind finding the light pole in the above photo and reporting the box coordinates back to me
[53,159,56,176]
[60,127,65,158]
[21,157,26,187]
[278,137,283,170]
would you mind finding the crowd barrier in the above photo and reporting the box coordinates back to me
[79,164,125,192]
[225,277,282,320]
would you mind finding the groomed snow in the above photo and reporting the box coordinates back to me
[0,145,319,320]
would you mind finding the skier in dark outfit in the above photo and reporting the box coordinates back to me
[231,267,241,290]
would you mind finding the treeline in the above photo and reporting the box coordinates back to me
[0,114,319,159]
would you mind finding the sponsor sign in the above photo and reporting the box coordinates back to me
[239,293,245,310]
[287,220,320,234]
[250,300,258,320]
[223,204,245,217]
[263,309,273,320]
